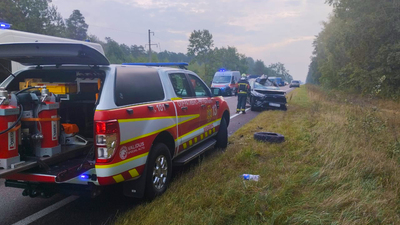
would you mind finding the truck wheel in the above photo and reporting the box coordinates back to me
[254,132,285,143]
[145,143,172,200]
[215,118,228,149]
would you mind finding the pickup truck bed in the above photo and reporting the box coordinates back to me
[0,144,92,179]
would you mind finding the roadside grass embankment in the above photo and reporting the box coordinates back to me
[116,85,400,225]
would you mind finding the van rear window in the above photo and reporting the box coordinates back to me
[115,67,164,106]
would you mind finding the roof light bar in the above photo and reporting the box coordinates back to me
[122,62,188,69]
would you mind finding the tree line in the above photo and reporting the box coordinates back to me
[0,0,88,40]
[187,29,293,84]
[307,0,400,99]
[0,0,293,85]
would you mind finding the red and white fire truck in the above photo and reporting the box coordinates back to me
[0,43,230,199]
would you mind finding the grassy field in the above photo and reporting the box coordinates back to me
[116,85,400,225]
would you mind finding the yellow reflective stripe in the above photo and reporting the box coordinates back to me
[119,114,199,123]
[119,114,199,145]
[120,123,177,145]
[171,97,183,100]
[129,169,139,178]
[119,116,176,123]
[96,152,148,169]
[180,118,220,139]
[96,101,166,112]
[183,143,187,149]
[113,174,125,183]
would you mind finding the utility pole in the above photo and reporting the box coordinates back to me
[147,29,158,63]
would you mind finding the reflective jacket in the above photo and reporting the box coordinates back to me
[237,78,250,94]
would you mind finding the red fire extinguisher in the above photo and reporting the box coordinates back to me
[0,88,21,169]
[38,102,59,149]
[21,87,61,157]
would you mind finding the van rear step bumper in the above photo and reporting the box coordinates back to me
[173,138,216,166]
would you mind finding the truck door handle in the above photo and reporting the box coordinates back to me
[148,106,154,110]
[126,109,133,115]
[216,101,220,109]
[201,104,206,108]
[164,103,170,108]
[181,107,188,111]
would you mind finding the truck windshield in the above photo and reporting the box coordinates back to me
[212,76,231,84]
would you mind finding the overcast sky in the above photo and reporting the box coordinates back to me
[52,0,332,82]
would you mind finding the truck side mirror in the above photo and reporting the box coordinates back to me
[210,87,222,96]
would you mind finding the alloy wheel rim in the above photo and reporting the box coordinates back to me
[152,155,168,190]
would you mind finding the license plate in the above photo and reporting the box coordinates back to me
[269,103,280,107]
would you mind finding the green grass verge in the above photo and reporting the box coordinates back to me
[116,85,400,225]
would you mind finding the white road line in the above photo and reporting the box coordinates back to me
[230,108,251,120]
[12,196,79,225]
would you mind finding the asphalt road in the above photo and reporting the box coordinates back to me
[0,85,294,225]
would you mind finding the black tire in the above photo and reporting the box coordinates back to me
[215,117,228,149]
[254,132,285,143]
[144,143,172,200]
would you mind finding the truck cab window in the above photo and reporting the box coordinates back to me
[115,67,165,106]
[189,74,209,97]
[169,73,192,97]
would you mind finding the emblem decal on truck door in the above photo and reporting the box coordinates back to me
[119,146,128,160]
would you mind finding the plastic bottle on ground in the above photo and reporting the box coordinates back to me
[242,174,260,181]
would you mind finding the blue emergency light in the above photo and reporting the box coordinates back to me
[80,174,89,179]
[122,62,188,69]
[0,22,11,29]
[218,68,226,72]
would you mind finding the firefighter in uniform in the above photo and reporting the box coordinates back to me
[236,73,250,114]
